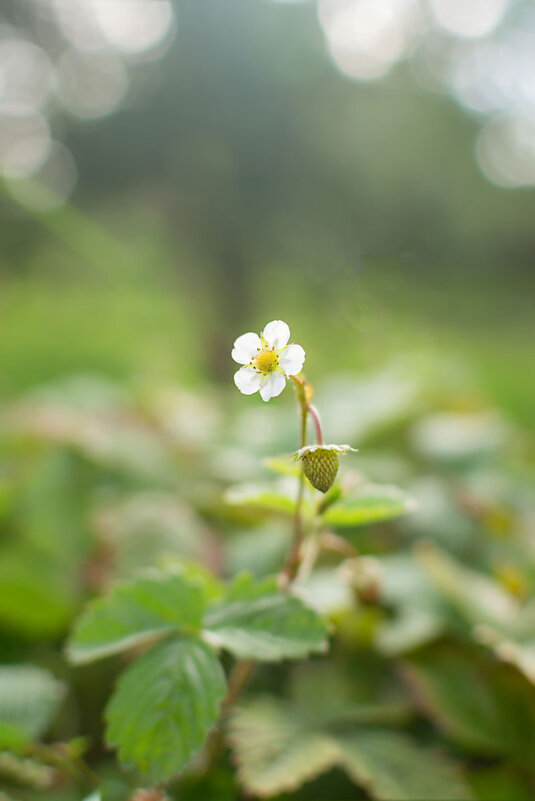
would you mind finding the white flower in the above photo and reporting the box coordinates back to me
[232,319,305,402]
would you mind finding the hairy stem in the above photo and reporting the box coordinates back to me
[308,403,324,445]
[280,382,309,587]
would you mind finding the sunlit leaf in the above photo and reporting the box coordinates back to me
[229,696,471,800]
[0,665,65,740]
[376,607,445,655]
[106,637,226,782]
[0,721,27,750]
[323,484,415,527]
[229,698,339,797]
[0,750,55,790]
[224,482,309,516]
[203,575,328,661]
[0,547,75,638]
[67,571,205,664]
[297,567,355,615]
[262,455,301,478]
[473,626,535,687]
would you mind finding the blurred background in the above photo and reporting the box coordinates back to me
[1,2,535,800]
[0,0,533,421]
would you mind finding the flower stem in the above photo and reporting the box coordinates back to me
[204,375,317,769]
[308,403,324,445]
[280,381,309,587]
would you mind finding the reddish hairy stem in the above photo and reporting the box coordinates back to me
[307,403,324,445]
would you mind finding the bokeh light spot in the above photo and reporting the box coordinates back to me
[0,110,51,179]
[92,0,175,57]
[0,37,52,113]
[56,49,129,120]
[429,0,509,40]
[7,141,77,211]
[476,114,535,188]
[318,0,419,81]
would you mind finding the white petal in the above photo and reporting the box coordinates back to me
[234,366,262,395]
[262,320,290,350]
[279,343,305,376]
[231,332,262,364]
[259,372,286,402]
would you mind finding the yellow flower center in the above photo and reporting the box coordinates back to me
[254,348,278,374]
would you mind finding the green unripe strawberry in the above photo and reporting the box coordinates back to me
[296,443,357,493]
[301,447,340,493]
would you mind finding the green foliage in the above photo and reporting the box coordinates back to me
[322,483,416,528]
[225,479,415,530]
[67,572,205,664]
[204,575,329,661]
[416,542,518,631]
[1,360,533,800]
[0,665,65,741]
[468,765,534,801]
[224,482,306,516]
[229,699,340,796]
[0,547,76,638]
[66,567,328,781]
[230,696,472,800]
[404,643,535,768]
[0,750,56,791]
[335,732,471,801]
[106,638,226,782]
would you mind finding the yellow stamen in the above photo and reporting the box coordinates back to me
[254,349,278,374]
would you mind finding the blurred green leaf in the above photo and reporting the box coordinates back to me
[0,721,27,750]
[262,455,301,478]
[475,629,535,687]
[96,492,207,578]
[0,751,55,790]
[317,369,422,444]
[416,542,519,630]
[336,730,472,801]
[0,547,75,638]
[473,598,535,686]
[0,665,65,740]
[67,571,205,665]
[226,524,289,578]
[377,607,445,656]
[203,575,328,661]
[290,662,412,728]
[230,697,471,800]
[229,698,340,797]
[468,764,534,801]
[159,558,225,603]
[323,484,415,528]
[375,554,448,655]
[403,643,535,766]
[224,482,309,516]
[106,637,226,782]
[411,412,510,466]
